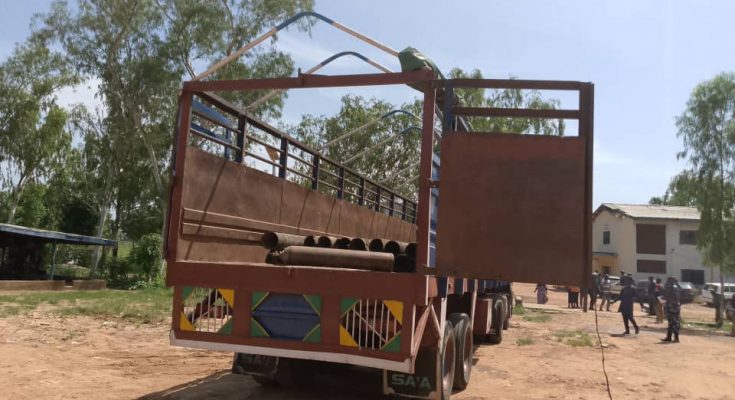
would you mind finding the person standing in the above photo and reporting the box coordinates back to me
[535,283,548,304]
[662,276,681,343]
[647,276,657,316]
[654,278,664,323]
[570,286,580,308]
[618,276,639,335]
[588,272,600,311]
[599,274,612,312]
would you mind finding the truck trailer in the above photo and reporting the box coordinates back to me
[164,12,593,400]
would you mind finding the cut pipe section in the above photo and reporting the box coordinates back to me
[262,232,309,250]
[273,246,394,272]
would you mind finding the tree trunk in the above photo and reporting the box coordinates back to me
[715,270,725,327]
[90,203,110,277]
[6,174,28,224]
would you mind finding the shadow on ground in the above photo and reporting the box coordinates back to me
[140,366,384,400]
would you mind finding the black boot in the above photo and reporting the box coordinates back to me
[673,332,679,343]
[661,327,672,342]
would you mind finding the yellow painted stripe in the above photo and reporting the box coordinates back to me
[339,325,359,347]
[179,312,195,331]
[383,300,403,325]
[218,289,235,308]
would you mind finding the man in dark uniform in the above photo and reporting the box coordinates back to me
[662,276,681,343]
[647,276,657,316]
[618,276,639,335]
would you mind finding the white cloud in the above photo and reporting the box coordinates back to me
[56,77,104,112]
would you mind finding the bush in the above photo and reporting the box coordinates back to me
[128,233,163,281]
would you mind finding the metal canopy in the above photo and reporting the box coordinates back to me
[0,223,117,247]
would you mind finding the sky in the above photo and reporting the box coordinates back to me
[3,0,735,207]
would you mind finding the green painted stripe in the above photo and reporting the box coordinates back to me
[303,294,322,315]
[181,286,194,301]
[251,291,269,311]
[302,324,321,343]
[250,318,269,338]
[340,297,358,316]
[382,332,401,352]
[218,318,233,335]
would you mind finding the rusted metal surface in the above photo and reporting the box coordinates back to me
[173,147,416,264]
[273,246,394,272]
[436,133,589,286]
[261,232,308,250]
[183,70,435,92]
[384,240,408,255]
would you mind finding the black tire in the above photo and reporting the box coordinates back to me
[440,320,456,400]
[487,300,505,344]
[274,358,315,387]
[448,313,472,390]
[502,296,511,330]
[252,374,278,386]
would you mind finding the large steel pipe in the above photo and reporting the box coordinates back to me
[317,235,339,248]
[384,240,408,255]
[273,246,394,272]
[304,235,317,247]
[334,237,351,249]
[369,238,388,252]
[348,238,369,251]
[406,242,417,259]
[262,232,309,250]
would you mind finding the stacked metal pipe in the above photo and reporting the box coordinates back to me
[260,231,416,273]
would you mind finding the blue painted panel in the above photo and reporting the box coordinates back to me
[251,294,319,340]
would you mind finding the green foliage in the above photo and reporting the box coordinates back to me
[127,233,164,281]
[512,303,526,315]
[0,38,77,224]
[649,170,699,207]
[552,330,595,347]
[449,68,565,135]
[0,288,172,323]
[523,312,552,323]
[676,72,735,276]
[516,336,534,346]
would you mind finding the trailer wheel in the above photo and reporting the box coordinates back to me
[448,313,472,390]
[440,320,456,400]
[487,300,505,344]
[502,296,511,330]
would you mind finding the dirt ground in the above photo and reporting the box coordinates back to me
[1,284,733,400]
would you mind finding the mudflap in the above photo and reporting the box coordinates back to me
[383,346,440,399]
[232,353,278,378]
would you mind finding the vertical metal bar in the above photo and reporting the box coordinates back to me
[442,80,454,131]
[379,300,385,346]
[337,167,345,200]
[165,92,193,263]
[49,242,57,280]
[389,193,395,217]
[311,155,320,190]
[375,187,382,212]
[236,117,246,163]
[579,83,595,289]
[416,83,437,272]
[401,198,407,221]
[278,138,288,179]
[358,177,365,205]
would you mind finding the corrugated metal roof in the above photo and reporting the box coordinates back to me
[596,203,700,221]
[0,223,117,246]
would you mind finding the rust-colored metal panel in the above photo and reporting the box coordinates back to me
[436,133,590,286]
[175,147,415,264]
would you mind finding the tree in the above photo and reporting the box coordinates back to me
[676,72,735,326]
[649,170,698,206]
[449,68,566,135]
[0,39,77,223]
[37,0,314,277]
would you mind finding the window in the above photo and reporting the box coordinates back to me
[679,230,697,245]
[680,269,705,285]
[637,259,666,274]
[602,231,610,245]
[636,224,666,254]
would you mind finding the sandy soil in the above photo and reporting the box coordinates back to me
[1,285,733,400]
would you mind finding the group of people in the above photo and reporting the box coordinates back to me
[535,271,683,343]
[613,274,682,342]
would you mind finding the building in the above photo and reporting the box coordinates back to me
[592,203,725,286]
